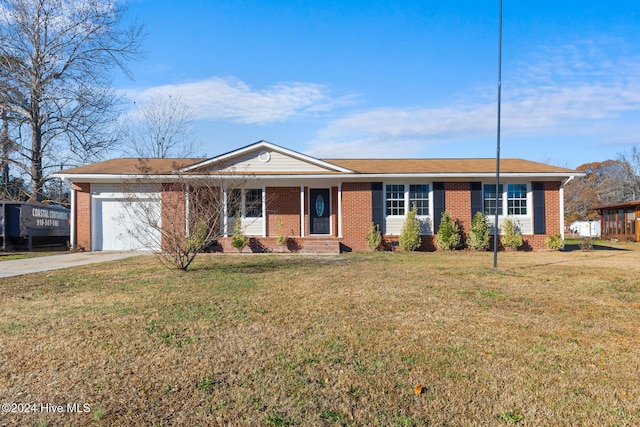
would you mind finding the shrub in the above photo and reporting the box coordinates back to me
[366,223,383,251]
[580,236,593,251]
[186,219,208,252]
[467,211,490,251]
[275,220,288,249]
[545,231,563,250]
[231,211,249,252]
[501,217,523,251]
[436,211,461,251]
[399,205,421,251]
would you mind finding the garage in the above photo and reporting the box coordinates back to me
[91,185,161,251]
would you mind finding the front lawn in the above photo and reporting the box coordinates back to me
[0,247,638,426]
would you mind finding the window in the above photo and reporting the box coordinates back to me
[604,210,613,234]
[227,188,262,218]
[507,184,527,215]
[618,209,624,234]
[484,184,503,215]
[484,184,528,216]
[626,209,635,235]
[409,184,430,216]
[245,189,262,218]
[386,184,405,216]
[227,189,242,218]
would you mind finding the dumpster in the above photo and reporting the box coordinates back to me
[0,201,70,250]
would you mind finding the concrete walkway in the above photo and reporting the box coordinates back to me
[0,251,145,278]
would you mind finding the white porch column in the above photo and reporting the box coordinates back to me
[262,185,267,237]
[560,182,566,240]
[222,186,228,237]
[185,184,190,237]
[300,186,305,237]
[338,183,343,237]
[70,183,76,249]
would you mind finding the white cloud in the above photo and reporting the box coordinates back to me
[129,77,357,124]
[307,40,640,158]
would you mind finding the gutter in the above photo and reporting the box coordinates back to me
[52,171,583,182]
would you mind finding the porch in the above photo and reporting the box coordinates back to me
[215,236,343,254]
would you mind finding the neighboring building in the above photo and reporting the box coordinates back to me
[53,141,581,253]
[596,201,640,242]
[569,220,601,238]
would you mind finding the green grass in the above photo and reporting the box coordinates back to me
[0,246,639,426]
[0,250,65,261]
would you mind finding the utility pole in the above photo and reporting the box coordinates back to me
[493,0,503,269]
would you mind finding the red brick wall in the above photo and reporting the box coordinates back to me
[341,182,372,252]
[267,187,301,237]
[70,179,562,253]
[161,183,186,250]
[444,182,472,241]
[545,181,561,235]
[74,183,91,250]
[524,181,562,250]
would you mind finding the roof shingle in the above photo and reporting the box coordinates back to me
[57,157,577,176]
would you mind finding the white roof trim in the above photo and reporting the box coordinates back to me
[52,171,582,183]
[178,140,354,173]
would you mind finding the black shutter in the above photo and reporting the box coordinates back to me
[532,182,546,234]
[371,182,384,234]
[433,182,445,233]
[470,182,483,219]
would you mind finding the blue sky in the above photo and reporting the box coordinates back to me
[116,0,640,168]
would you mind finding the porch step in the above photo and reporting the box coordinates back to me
[300,239,341,254]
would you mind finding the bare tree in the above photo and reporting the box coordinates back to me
[119,93,198,158]
[121,161,260,271]
[0,53,22,197]
[0,0,144,201]
[616,145,640,201]
[0,106,11,192]
[565,161,617,219]
[564,157,640,223]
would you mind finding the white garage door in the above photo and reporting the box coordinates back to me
[93,198,161,251]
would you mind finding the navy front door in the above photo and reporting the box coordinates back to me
[310,189,330,235]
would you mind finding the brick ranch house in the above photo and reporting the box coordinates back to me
[53,141,581,253]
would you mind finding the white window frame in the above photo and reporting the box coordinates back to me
[506,183,528,216]
[226,188,263,219]
[483,182,531,218]
[244,188,263,219]
[383,182,433,235]
[483,183,504,216]
[385,184,406,217]
[409,184,430,216]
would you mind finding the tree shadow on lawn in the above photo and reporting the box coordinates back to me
[189,254,347,275]
[562,242,633,252]
[505,241,636,272]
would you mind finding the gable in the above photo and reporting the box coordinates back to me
[182,141,352,174]
[195,147,333,173]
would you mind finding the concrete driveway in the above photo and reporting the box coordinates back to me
[0,251,145,278]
